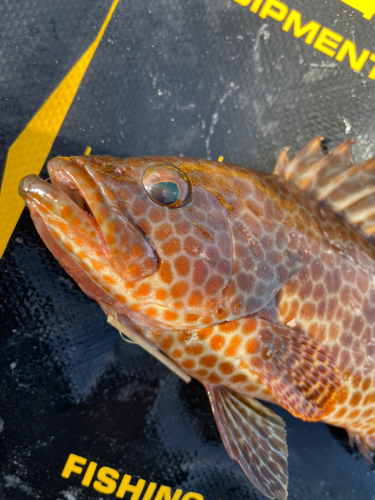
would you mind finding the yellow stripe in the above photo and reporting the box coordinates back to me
[340,0,375,20]
[0,0,120,259]
[84,146,92,156]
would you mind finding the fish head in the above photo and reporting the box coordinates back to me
[19,156,234,328]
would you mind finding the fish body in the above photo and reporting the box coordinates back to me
[19,138,375,499]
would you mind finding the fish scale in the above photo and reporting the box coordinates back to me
[19,138,375,500]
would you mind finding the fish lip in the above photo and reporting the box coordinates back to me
[19,174,41,197]
[19,168,104,248]
[46,156,159,267]
[19,160,104,245]
[47,156,96,218]
[22,157,158,282]
[19,172,76,213]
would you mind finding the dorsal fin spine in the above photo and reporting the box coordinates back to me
[317,158,373,203]
[282,136,324,180]
[274,137,375,238]
[348,204,375,225]
[297,140,353,190]
[328,158,375,210]
[361,216,375,235]
[274,147,290,176]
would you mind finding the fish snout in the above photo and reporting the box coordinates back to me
[19,174,42,198]
[19,173,64,213]
[46,155,158,282]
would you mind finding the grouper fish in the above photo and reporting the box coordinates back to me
[19,137,375,499]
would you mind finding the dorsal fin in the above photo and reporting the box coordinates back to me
[273,147,290,176]
[308,139,355,199]
[275,136,324,180]
[343,193,375,225]
[299,140,354,193]
[274,137,375,236]
[325,158,375,210]
[360,214,375,236]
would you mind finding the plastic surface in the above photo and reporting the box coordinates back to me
[2,0,375,498]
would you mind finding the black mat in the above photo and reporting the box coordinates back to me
[1,0,375,498]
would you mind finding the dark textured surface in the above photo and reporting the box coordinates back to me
[2,0,375,498]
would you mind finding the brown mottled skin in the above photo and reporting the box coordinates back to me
[19,139,375,498]
[130,155,375,444]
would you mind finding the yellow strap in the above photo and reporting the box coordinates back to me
[0,0,120,259]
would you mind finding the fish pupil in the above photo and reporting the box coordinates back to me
[148,181,179,205]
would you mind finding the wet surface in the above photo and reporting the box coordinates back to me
[1,215,375,500]
[2,0,375,498]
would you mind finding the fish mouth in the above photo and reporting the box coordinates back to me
[47,157,97,219]
[19,157,105,250]
[19,156,157,282]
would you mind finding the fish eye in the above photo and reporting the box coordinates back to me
[147,181,180,205]
[142,165,191,208]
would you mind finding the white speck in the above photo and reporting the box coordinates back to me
[253,24,270,73]
[302,62,338,83]
[343,117,352,135]
[60,490,78,500]
[199,252,211,260]
[175,102,195,111]
[266,94,276,105]
[310,62,337,69]
[10,362,17,371]
[204,85,237,159]
[4,475,33,495]
[253,101,279,138]
[362,361,373,374]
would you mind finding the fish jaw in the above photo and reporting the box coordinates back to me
[19,172,104,249]
[19,173,126,300]
[20,174,119,306]
[47,157,158,281]
[19,158,158,310]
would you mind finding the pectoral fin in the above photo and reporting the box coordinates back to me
[243,319,341,422]
[206,384,288,500]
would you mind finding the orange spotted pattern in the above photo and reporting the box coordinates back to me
[19,142,375,466]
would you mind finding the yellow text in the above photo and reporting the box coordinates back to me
[233,0,375,79]
[61,454,204,500]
